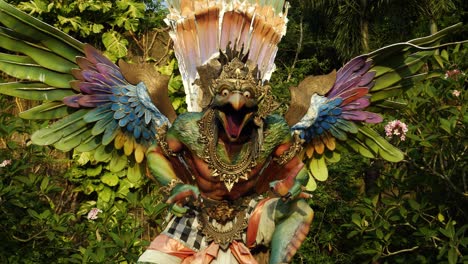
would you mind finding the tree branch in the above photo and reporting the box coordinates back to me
[12,229,46,242]
[287,15,303,82]
[382,246,419,258]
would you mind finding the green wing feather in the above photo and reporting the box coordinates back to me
[0,0,161,189]
[0,82,75,101]
[19,102,74,120]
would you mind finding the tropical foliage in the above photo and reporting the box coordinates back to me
[0,0,467,263]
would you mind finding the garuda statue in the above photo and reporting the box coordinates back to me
[0,0,464,263]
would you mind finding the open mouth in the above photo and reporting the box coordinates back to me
[217,106,254,141]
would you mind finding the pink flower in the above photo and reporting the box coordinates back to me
[0,160,12,167]
[452,90,461,97]
[385,120,408,141]
[87,208,103,220]
[444,69,464,80]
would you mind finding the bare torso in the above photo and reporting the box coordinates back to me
[166,112,295,201]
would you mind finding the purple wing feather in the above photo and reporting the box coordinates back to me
[63,44,169,149]
[342,98,370,110]
[358,71,376,86]
[292,54,382,144]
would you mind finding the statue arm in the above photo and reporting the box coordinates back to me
[146,136,199,216]
[147,146,177,186]
[269,141,309,199]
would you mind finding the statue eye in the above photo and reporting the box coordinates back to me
[221,89,230,96]
[243,91,251,98]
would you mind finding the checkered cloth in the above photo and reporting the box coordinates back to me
[162,196,261,251]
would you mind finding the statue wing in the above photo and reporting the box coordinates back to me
[0,1,172,183]
[285,23,465,188]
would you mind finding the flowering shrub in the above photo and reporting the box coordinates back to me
[0,159,11,167]
[384,120,408,141]
[342,44,468,264]
[444,69,465,80]
[87,208,103,220]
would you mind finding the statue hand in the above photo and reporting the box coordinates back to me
[166,184,200,217]
[270,179,302,200]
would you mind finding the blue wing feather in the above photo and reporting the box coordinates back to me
[63,45,170,148]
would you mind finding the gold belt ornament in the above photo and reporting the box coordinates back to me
[197,196,252,250]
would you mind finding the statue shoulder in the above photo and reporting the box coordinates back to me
[262,114,291,155]
[264,114,291,138]
[166,112,204,153]
[167,112,203,142]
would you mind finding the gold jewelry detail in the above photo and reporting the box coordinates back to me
[160,178,183,195]
[198,109,260,191]
[196,194,257,250]
[156,123,177,157]
[274,131,305,166]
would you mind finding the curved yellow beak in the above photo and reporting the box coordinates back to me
[228,93,246,111]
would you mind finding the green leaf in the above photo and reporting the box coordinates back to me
[109,152,128,172]
[99,186,113,202]
[433,55,445,68]
[441,49,449,61]
[440,118,451,134]
[86,165,102,177]
[351,213,361,227]
[376,229,384,240]
[101,172,119,187]
[347,230,359,239]
[40,176,49,192]
[127,162,143,184]
[448,247,457,264]
[18,0,48,14]
[109,232,124,247]
[158,59,176,76]
[440,118,456,134]
[116,178,133,198]
[408,199,420,210]
[92,23,104,33]
[168,74,183,93]
[27,208,41,219]
[102,31,128,61]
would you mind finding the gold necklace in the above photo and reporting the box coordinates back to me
[198,109,260,191]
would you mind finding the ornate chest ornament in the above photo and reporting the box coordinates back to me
[196,52,279,191]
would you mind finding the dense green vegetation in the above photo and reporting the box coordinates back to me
[0,0,467,263]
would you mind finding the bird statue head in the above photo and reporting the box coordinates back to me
[196,48,277,143]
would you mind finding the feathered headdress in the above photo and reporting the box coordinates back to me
[165,0,289,112]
